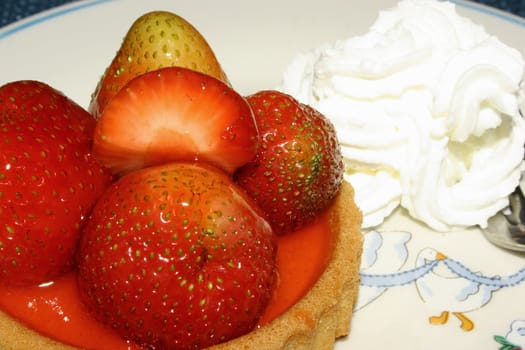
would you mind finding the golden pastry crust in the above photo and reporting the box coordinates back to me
[0,181,363,350]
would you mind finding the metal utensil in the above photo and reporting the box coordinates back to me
[483,182,525,253]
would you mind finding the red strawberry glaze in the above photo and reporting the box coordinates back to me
[0,209,334,349]
[0,272,140,350]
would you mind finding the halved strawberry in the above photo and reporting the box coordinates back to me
[77,162,277,350]
[92,67,258,176]
[0,80,113,286]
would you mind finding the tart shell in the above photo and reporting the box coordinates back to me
[0,181,363,350]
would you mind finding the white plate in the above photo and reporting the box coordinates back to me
[1,0,525,349]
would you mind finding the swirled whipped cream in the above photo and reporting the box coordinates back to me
[279,0,525,231]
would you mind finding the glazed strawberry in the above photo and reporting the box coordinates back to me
[92,67,258,176]
[77,162,277,350]
[89,10,228,118]
[234,90,344,235]
[0,80,113,287]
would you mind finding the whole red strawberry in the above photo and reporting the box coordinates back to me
[235,90,344,235]
[0,80,113,287]
[77,162,276,350]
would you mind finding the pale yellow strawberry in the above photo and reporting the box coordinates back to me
[89,11,228,118]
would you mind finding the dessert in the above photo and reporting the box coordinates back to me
[0,9,363,350]
[0,180,362,350]
[280,0,525,232]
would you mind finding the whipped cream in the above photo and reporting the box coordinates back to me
[279,0,525,231]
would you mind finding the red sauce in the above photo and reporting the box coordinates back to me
[0,272,140,350]
[258,210,334,325]
[0,210,334,349]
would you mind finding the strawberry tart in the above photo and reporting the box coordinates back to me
[0,8,363,350]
